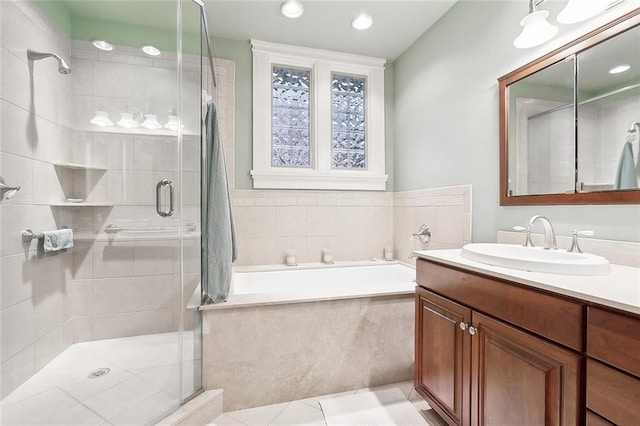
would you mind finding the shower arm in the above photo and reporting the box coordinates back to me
[0,176,21,199]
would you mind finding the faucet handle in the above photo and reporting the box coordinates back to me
[512,225,535,247]
[567,230,594,253]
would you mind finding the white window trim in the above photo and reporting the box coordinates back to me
[251,39,388,191]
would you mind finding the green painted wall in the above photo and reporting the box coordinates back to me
[33,0,71,34]
[212,37,253,189]
[392,0,640,243]
[34,0,201,54]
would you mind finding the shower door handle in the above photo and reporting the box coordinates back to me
[156,179,174,218]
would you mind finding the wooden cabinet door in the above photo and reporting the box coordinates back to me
[471,312,581,426]
[415,287,472,426]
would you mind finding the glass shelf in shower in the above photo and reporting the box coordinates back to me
[79,126,199,137]
[50,202,114,207]
[52,162,108,172]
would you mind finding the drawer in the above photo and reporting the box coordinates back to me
[416,259,583,351]
[587,307,640,377]
[586,358,640,425]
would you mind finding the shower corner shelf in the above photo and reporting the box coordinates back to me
[50,202,114,207]
[52,162,108,172]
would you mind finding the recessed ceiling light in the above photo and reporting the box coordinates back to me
[352,13,373,30]
[609,64,630,74]
[281,0,303,19]
[142,45,161,56]
[93,40,113,51]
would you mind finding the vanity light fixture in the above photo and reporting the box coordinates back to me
[557,0,618,25]
[514,0,624,49]
[117,112,139,129]
[90,111,114,127]
[513,0,558,49]
[281,0,303,19]
[142,45,161,56]
[141,114,162,130]
[92,40,113,51]
[351,13,373,30]
[609,64,631,74]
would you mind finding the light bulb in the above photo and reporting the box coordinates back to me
[281,0,303,19]
[93,40,113,51]
[117,112,139,129]
[352,13,373,30]
[513,10,558,49]
[557,0,612,24]
[609,64,630,74]
[90,111,114,127]
[141,114,162,130]
[164,115,182,131]
[142,45,161,56]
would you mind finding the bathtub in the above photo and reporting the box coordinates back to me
[222,261,415,308]
[201,261,416,411]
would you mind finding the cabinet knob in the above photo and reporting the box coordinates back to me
[459,322,468,331]
[468,326,478,335]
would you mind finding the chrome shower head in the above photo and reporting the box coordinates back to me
[628,122,640,133]
[27,49,71,74]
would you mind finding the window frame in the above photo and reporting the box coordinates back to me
[251,40,387,191]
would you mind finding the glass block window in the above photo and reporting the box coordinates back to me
[331,74,366,169]
[271,66,311,167]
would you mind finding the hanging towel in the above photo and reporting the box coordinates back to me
[43,229,74,252]
[614,141,638,190]
[36,228,74,259]
[203,101,238,304]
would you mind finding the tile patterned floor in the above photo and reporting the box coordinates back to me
[210,381,448,426]
[0,332,200,425]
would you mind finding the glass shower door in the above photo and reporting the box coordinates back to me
[0,0,203,424]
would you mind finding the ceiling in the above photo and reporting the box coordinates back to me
[60,0,458,60]
[204,1,458,60]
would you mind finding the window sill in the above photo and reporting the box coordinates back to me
[250,169,388,191]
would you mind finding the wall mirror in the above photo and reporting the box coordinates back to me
[499,9,640,205]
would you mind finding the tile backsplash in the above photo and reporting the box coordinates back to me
[393,185,472,264]
[498,231,640,268]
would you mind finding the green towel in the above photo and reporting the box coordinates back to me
[614,141,638,190]
[203,102,238,304]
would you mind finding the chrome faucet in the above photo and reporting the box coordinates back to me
[526,215,557,250]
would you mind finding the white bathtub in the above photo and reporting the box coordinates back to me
[207,261,416,308]
[201,260,416,410]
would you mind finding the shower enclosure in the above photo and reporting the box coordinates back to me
[0,0,211,423]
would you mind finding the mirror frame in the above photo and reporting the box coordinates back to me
[499,9,640,206]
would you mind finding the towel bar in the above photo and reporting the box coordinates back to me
[104,223,197,233]
[22,227,69,244]
[22,229,44,244]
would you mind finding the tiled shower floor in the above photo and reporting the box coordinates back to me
[0,332,199,425]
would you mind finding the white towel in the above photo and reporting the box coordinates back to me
[43,229,74,252]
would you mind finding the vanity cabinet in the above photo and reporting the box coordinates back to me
[415,259,581,425]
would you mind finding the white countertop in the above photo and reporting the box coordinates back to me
[414,249,640,316]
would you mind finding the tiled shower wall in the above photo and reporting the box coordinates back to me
[0,0,75,398]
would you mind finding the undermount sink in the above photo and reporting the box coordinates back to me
[461,243,611,276]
